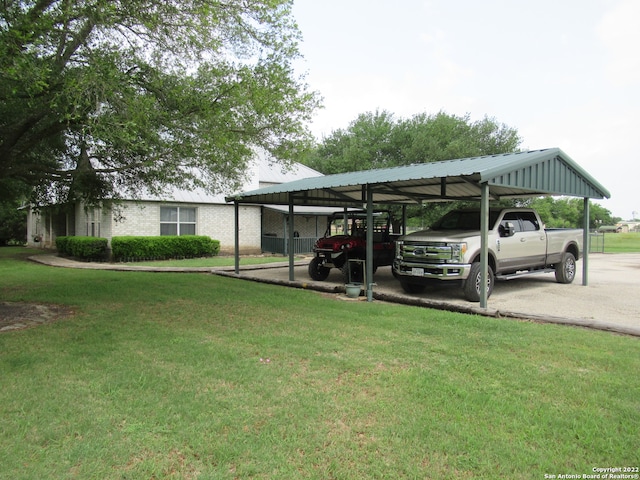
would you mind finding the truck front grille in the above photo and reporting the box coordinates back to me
[401,243,452,263]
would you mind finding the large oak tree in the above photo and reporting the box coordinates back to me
[0,0,320,205]
[303,110,522,174]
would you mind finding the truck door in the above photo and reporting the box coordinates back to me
[496,212,546,272]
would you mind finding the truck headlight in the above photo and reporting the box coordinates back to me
[450,243,467,262]
[395,240,404,259]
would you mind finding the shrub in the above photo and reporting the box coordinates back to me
[56,236,108,260]
[55,236,70,256]
[111,235,220,261]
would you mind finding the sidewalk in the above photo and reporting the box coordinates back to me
[30,254,216,272]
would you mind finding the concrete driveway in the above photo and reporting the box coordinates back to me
[217,253,640,337]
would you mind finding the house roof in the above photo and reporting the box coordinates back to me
[226,148,610,207]
[259,160,323,186]
[136,154,322,204]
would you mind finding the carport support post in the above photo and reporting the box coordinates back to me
[479,183,490,308]
[583,197,589,286]
[366,186,374,302]
[234,201,240,274]
[288,196,295,281]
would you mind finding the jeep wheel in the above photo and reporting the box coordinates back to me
[308,257,330,281]
[555,252,576,284]
[463,262,494,302]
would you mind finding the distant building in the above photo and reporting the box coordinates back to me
[615,222,640,233]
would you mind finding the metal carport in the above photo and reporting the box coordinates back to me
[226,148,610,308]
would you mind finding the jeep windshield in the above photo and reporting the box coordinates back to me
[431,210,501,231]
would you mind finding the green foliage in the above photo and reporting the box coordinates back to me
[0,0,319,206]
[56,236,108,260]
[303,110,522,174]
[54,236,69,255]
[111,235,219,261]
[0,201,26,245]
[522,197,615,229]
[0,178,30,245]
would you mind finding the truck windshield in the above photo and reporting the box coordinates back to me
[431,211,501,230]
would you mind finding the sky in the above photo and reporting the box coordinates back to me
[291,0,639,220]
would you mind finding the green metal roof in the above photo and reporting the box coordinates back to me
[226,148,610,207]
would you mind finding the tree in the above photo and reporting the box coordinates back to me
[0,176,29,244]
[303,111,521,175]
[398,112,521,164]
[303,111,401,174]
[524,197,615,229]
[302,110,522,227]
[0,199,27,245]
[0,0,320,205]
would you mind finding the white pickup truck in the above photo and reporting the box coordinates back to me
[392,208,583,301]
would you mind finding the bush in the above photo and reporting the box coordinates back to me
[56,236,108,260]
[111,235,220,261]
[55,236,70,255]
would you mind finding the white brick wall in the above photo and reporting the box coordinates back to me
[74,204,111,239]
[108,201,262,254]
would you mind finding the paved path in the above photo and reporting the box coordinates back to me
[30,253,640,337]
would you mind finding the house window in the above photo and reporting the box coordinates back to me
[87,208,101,237]
[160,207,196,235]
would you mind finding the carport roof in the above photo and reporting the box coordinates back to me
[226,148,610,207]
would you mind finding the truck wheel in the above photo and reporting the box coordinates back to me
[308,257,330,281]
[463,262,494,302]
[400,281,426,294]
[555,252,576,284]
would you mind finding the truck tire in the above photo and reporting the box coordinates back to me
[554,252,576,284]
[308,257,330,281]
[400,281,426,294]
[463,262,494,302]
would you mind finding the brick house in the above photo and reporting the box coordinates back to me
[27,156,328,255]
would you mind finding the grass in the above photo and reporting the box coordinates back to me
[598,232,640,253]
[1,246,639,479]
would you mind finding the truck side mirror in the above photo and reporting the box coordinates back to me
[501,222,516,237]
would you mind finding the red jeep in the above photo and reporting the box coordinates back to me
[308,211,395,282]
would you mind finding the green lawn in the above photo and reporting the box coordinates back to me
[599,232,640,253]
[1,247,638,479]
